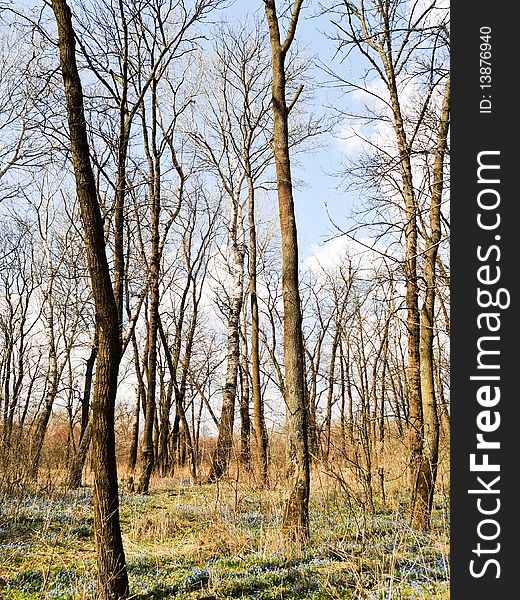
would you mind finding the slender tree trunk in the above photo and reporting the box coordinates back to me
[68,422,92,489]
[435,340,450,426]
[264,0,309,541]
[411,74,450,530]
[304,368,319,460]
[238,321,252,469]
[137,77,161,495]
[380,35,423,499]
[171,411,180,470]
[50,2,129,595]
[112,1,129,325]
[344,340,354,443]
[128,332,146,473]
[324,325,341,461]
[208,193,245,482]
[137,223,160,494]
[80,335,98,440]
[338,337,346,450]
[247,167,269,486]
[67,334,97,489]
[157,377,173,476]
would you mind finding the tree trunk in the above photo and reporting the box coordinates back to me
[112,1,129,325]
[128,332,146,473]
[137,239,159,495]
[264,0,309,542]
[157,375,173,476]
[80,335,98,440]
[410,74,450,530]
[207,193,245,482]
[247,165,269,486]
[171,411,181,471]
[128,388,141,474]
[137,77,161,495]
[380,34,423,500]
[238,323,252,469]
[50,1,129,595]
[324,323,342,461]
[67,334,97,489]
[68,422,92,489]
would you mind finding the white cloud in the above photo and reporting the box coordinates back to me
[304,234,386,276]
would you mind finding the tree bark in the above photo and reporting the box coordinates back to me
[128,331,146,473]
[68,422,92,489]
[247,161,269,486]
[238,320,252,469]
[264,0,310,542]
[137,76,161,495]
[207,193,245,482]
[50,1,128,595]
[67,333,98,489]
[411,74,450,530]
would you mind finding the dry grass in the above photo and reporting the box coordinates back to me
[0,422,450,599]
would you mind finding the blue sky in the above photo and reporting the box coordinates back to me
[11,0,361,263]
[219,1,361,262]
[292,5,357,259]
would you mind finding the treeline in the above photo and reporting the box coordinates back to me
[0,1,449,598]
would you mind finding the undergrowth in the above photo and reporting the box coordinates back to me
[0,478,449,599]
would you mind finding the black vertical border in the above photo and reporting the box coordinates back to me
[452,2,518,598]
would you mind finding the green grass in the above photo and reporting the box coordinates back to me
[0,481,449,599]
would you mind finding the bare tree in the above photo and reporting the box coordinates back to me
[50,0,129,595]
[264,0,310,541]
[0,18,47,185]
[323,0,449,528]
[190,20,274,482]
[0,218,40,466]
[158,189,219,481]
[411,73,450,529]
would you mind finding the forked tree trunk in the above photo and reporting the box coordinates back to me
[50,1,129,596]
[68,422,92,489]
[68,334,97,489]
[264,0,310,542]
[411,74,450,530]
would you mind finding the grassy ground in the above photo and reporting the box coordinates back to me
[0,477,449,599]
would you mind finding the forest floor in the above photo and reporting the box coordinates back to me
[0,476,449,599]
